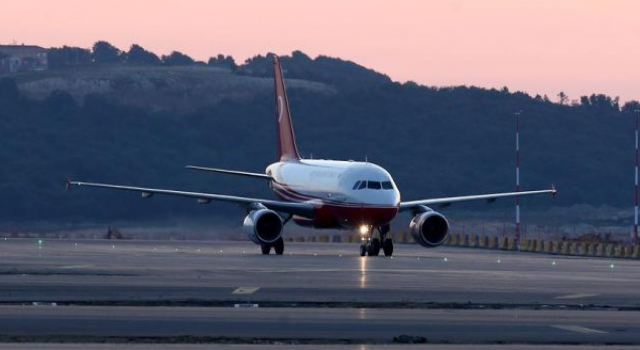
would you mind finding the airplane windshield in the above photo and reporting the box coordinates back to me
[353,180,394,190]
[367,181,382,190]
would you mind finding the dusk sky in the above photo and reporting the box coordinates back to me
[2,0,638,102]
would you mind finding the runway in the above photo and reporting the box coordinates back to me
[0,238,639,347]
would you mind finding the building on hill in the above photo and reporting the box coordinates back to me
[0,44,48,73]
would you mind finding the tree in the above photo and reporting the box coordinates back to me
[557,91,568,105]
[48,46,92,69]
[580,94,620,111]
[622,100,640,114]
[207,54,237,70]
[92,41,123,63]
[126,44,160,65]
[161,51,195,66]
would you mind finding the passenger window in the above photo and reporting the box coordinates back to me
[382,181,394,190]
[358,181,367,190]
[367,181,382,190]
[352,181,361,190]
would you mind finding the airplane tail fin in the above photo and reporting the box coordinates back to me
[273,55,301,162]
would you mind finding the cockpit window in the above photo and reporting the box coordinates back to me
[367,181,382,190]
[354,180,393,190]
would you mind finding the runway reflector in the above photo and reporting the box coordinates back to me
[443,257,448,262]
[497,259,501,264]
[552,261,557,266]
[610,263,615,269]
[232,287,260,294]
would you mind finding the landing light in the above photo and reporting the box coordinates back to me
[359,225,369,235]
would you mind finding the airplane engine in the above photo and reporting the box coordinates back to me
[243,208,283,245]
[409,208,450,248]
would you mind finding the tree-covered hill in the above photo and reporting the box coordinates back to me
[1,43,639,227]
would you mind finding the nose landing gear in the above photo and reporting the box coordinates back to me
[359,224,393,257]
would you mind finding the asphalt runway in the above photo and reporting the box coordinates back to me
[0,238,639,347]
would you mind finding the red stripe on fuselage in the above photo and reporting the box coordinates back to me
[271,182,398,228]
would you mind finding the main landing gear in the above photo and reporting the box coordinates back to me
[359,224,393,257]
[261,237,285,255]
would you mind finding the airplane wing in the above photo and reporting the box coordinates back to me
[185,165,274,181]
[66,179,314,218]
[399,186,556,212]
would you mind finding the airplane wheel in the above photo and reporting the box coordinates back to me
[360,244,367,257]
[273,237,285,255]
[382,238,394,256]
[261,243,271,255]
[369,238,381,256]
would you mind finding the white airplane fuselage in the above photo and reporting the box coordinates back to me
[267,160,400,228]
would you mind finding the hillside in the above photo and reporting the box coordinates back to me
[0,49,639,229]
[12,64,333,112]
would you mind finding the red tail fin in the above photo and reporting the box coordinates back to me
[273,55,300,162]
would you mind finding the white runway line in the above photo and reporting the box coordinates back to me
[232,287,261,294]
[555,293,598,300]
[59,265,93,269]
[551,325,608,334]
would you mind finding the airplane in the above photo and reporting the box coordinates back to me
[66,55,556,257]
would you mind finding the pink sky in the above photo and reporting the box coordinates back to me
[2,0,638,102]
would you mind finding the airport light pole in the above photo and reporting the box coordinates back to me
[635,109,640,245]
[515,111,522,250]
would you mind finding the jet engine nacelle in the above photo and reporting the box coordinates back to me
[409,207,450,248]
[243,208,283,245]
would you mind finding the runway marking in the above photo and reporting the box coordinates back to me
[551,325,608,334]
[232,287,260,295]
[59,265,93,269]
[555,293,598,300]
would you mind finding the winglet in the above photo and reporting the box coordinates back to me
[65,176,72,191]
[551,184,557,198]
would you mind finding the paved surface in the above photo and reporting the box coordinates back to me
[0,306,638,344]
[0,239,637,307]
[0,239,639,346]
[1,346,639,350]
